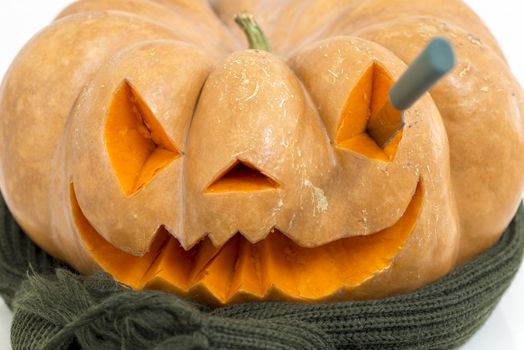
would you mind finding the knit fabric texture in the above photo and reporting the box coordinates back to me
[1,193,523,350]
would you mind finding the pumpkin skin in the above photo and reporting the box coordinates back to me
[0,0,522,304]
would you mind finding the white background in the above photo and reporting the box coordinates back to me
[0,1,523,349]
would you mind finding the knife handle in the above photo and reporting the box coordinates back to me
[389,37,456,111]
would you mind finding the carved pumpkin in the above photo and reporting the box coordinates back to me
[0,0,523,305]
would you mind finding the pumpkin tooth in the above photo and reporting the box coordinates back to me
[226,235,265,303]
[70,183,170,289]
[258,231,300,300]
[188,237,222,282]
[188,235,240,305]
[140,237,194,295]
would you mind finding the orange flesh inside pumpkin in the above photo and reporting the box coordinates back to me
[71,182,423,305]
[336,63,403,161]
[105,81,180,196]
[206,160,279,193]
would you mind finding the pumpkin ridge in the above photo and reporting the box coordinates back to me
[351,14,506,68]
[56,3,234,55]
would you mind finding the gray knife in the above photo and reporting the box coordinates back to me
[367,38,456,148]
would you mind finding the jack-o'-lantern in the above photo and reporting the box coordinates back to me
[0,0,523,305]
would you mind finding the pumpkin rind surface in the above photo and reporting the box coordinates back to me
[0,0,522,304]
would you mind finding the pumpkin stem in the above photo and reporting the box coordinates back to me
[234,12,271,52]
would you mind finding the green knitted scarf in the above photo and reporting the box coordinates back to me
[1,194,523,350]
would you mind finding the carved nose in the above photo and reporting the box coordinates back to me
[206,159,279,193]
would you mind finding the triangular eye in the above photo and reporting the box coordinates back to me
[335,63,403,162]
[105,80,180,196]
[206,160,279,193]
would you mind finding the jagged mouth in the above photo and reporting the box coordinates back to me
[70,181,423,305]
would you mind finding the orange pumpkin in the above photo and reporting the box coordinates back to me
[0,0,523,305]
